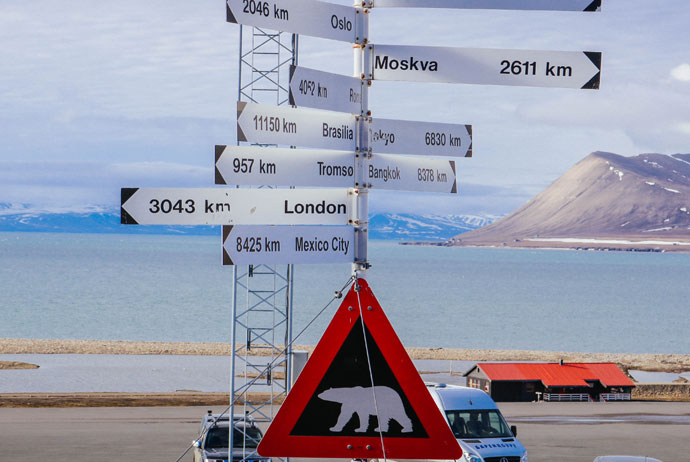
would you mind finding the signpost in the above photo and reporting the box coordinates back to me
[368,154,457,193]
[370,117,472,157]
[121,187,355,226]
[237,101,357,150]
[226,0,362,43]
[222,225,355,265]
[372,44,601,90]
[372,0,602,12]
[119,4,605,461]
[215,145,355,188]
[289,65,363,114]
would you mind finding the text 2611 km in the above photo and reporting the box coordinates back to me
[500,60,537,76]
[149,199,195,214]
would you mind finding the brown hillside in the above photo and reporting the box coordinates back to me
[452,152,690,249]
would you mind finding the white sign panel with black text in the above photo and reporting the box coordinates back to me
[373,0,601,12]
[226,0,361,43]
[368,154,457,194]
[289,65,363,114]
[370,117,472,157]
[222,225,355,265]
[371,44,601,90]
[215,145,354,188]
[237,102,357,150]
[121,188,354,226]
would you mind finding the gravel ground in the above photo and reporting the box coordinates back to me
[2,338,689,373]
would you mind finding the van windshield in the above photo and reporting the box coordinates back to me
[445,410,513,439]
[205,425,263,449]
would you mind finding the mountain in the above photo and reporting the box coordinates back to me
[451,152,690,250]
[0,204,218,235]
[0,205,496,241]
[369,213,497,241]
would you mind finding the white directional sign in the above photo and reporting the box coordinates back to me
[121,188,354,226]
[237,102,357,150]
[373,0,601,12]
[215,145,354,188]
[289,65,362,114]
[226,0,361,43]
[370,117,472,157]
[372,44,601,90]
[222,225,355,265]
[368,154,457,194]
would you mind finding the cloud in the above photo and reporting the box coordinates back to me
[0,160,213,207]
[516,82,690,153]
[671,64,690,82]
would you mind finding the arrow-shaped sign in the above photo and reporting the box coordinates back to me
[372,44,601,90]
[368,154,457,194]
[215,145,354,188]
[222,225,355,265]
[289,65,363,114]
[372,0,601,12]
[226,0,361,43]
[237,102,357,150]
[370,117,472,157]
[121,188,355,226]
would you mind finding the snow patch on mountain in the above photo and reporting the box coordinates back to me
[0,204,499,240]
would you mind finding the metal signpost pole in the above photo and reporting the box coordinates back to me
[353,1,370,277]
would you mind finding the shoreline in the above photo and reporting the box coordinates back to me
[2,338,689,373]
[402,239,690,253]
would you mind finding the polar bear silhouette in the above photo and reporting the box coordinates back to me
[317,386,413,433]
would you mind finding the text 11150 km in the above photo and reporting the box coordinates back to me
[254,115,297,133]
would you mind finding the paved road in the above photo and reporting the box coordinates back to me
[1,402,688,462]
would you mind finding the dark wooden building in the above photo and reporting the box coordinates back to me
[463,362,635,402]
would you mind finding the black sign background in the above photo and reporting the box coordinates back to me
[290,317,427,438]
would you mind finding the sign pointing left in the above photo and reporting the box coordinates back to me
[226,0,361,43]
[222,225,355,265]
[121,188,354,226]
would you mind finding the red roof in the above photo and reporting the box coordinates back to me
[476,362,635,387]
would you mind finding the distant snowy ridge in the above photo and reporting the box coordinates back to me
[0,205,498,240]
[369,213,499,241]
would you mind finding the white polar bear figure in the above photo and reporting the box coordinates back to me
[317,385,413,433]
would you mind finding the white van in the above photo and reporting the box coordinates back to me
[427,383,528,462]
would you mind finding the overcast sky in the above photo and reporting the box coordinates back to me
[1,0,689,216]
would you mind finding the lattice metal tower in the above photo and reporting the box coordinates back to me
[229,24,298,460]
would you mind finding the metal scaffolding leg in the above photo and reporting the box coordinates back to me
[229,25,297,462]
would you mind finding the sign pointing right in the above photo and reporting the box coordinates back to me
[373,0,601,12]
[372,44,601,90]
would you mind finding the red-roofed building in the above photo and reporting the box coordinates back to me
[463,362,635,402]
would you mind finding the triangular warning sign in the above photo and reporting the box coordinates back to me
[258,278,462,460]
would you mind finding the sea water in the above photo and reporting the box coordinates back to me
[1,232,688,354]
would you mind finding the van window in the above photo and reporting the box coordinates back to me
[205,425,263,449]
[445,410,513,439]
